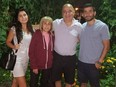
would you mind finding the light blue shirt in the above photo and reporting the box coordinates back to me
[79,20,110,64]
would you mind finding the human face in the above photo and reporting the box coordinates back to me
[82,7,96,22]
[62,5,75,22]
[42,21,52,32]
[18,11,28,24]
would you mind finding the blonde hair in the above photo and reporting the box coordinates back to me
[39,16,53,31]
[62,3,75,14]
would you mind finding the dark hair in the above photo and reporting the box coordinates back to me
[83,3,96,12]
[10,7,34,43]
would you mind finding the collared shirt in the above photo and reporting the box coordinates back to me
[53,18,82,56]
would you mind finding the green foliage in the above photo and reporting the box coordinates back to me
[0,68,11,85]
[0,1,10,58]
[100,74,115,87]
[107,44,116,57]
[0,0,116,86]
[100,57,116,77]
[99,44,116,87]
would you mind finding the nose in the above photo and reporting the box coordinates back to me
[22,16,25,19]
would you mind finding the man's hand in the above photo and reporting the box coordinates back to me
[95,61,102,69]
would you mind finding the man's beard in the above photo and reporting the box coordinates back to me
[85,16,95,22]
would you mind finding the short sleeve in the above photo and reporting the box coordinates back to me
[53,19,62,31]
[53,19,58,31]
[10,26,18,44]
[100,24,110,40]
[78,23,83,35]
[10,26,16,34]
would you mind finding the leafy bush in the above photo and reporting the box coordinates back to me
[0,0,116,87]
[100,49,116,87]
[100,57,116,77]
[0,68,11,85]
[100,74,115,87]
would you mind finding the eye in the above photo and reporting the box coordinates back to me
[23,13,27,16]
[63,10,72,14]
[18,14,22,18]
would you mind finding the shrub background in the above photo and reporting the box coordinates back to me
[0,0,116,87]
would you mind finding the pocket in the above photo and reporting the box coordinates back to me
[70,29,78,37]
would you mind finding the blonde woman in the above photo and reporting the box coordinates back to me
[29,16,54,87]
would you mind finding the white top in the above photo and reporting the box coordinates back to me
[11,27,32,58]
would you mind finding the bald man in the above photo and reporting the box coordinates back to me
[52,4,82,87]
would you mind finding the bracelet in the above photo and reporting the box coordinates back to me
[96,61,102,65]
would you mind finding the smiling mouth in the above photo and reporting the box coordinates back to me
[85,16,91,18]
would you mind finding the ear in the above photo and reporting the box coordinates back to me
[81,13,84,17]
[94,11,96,16]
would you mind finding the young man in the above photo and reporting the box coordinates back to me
[78,3,110,87]
[52,3,82,87]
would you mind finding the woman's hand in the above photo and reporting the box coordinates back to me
[14,44,20,49]
[33,69,38,74]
